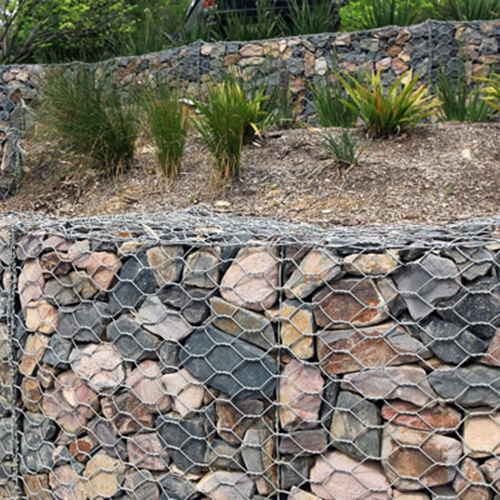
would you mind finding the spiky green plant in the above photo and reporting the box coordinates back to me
[318,128,366,168]
[36,66,138,174]
[360,0,418,29]
[336,69,439,137]
[142,83,189,179]
[281,0,340,36]
[479,73,500,112]
[432,0,500,20]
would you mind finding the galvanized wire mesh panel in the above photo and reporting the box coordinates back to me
[4,209,500,499]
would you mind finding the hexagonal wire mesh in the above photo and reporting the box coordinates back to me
[2,208,500,499]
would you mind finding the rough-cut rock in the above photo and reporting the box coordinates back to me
[331,391,381,461]
[69,436,96,462]
[161,369,205,417]
[313,279,389,329]
[127,433,168,470]
[87,417,127,460]
[444,246,493,282]
[419,317,487,365]
[393,254,460,320]
[159,474,198,500]
[78,251,122,291]
[69,344,125,392]
[480,457,500,491]
[428,364,500,407]
[285,249,342,299]
[123,470,160,500]
[279,359,324,431]
[438,278,500,339]
[25,300,57,334]
[381,424,462,490]
[210,296,275,350]
[318,322,430,375]
[279,429,328,455]
[83,451,126,499]
[344,252,399,276]
[44,272,98,306]
[158,340,181,372]
[463,410,500,457]
[137,296,192,341]
[106,314,160,362]
[381,400,461,432]
[310,451,392,499]
[156,414,206,473]
[220,246,280,311]
[146,245,184,287]
[393,493,430,500]
[21,378,41,413]
[57,301,112,342]
[41,336,72,369]
[342,366,437,407]
[197,471,255,500]
[281,300,314,359]
[54,371,99,419]
[42,388,89,435]
[215,398,266,445]
[453,457,491,500]
[109,252,158,312]
[160,284,212,325]
[280,455,312,490]
[22,473,52,500]
[205,439,242,470]
[101,392,154,434]
[288,487,321,500]
[19,260,44,309]
[126,360,171,412]
[183,247,221,288]
[180,325,278,399]
[20,334,50,376]
[49,465,87,500]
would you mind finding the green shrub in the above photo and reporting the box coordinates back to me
[268,76,303,129]
[336,69,438,137]
[479,74,500,112]
[194,74,270,179]
[142,83,189,179]
[36,67,138,173]
[318,128,366,168]
[281,0,340,36]
[434,64,492,122]
[432,0,500,20]
[310,78,359,127]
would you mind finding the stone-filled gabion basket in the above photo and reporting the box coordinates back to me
[2,209,500,499]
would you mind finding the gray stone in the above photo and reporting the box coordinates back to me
[183,248,221,288]
[320,377,340,430]
[280,456,313,490]
[160,284,212,325]
[429,364,500,407]
[197,471,255,500]
[439,278,500,339]
[180,325,278,399]
[444,247,493,281]
[44,272,98,306]
[20,431,54,474]
[109,252,158,312]
[0,420,12,462]
[146,245,184,287]
[158,341,181,372]
[330,391,381,461]
[279,430,329,455]
[159,474,198,500]
[57,302,112,342]
[124,470,160,500]
[87,417,127,461]
[156,414,207,473]
[106,314,160,362]
[419,317,487,364]
[42,336,72,369]
[205,439,242,470]
[394,254,460,320]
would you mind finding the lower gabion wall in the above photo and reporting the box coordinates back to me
[3,211,500,499]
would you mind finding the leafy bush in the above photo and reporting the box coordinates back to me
[336,69,438,137]
[194,74,270,179]
[318,128,366,168]
[142,83,190,179]
[479,74,500,112]
[310,78,359,127]
[432,0,500,20]
[281,0,340,36]
[36,67,138,173]
[434,64,492,122]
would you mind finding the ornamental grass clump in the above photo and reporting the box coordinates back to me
[432,0,500,21]
[479,74,500,113]
[336,69,439,138]
[142,83,189,179]
[194,74,270,180]
[36,66,138,174]
[319,128,366,169]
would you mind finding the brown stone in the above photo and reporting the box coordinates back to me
[55,371,99,419]
[21,377,42,412]
[381,400,461,432]
[481,329,500,366]
[19,260,44,309]
[453,457,491,500]
[280,429,328,455]
[20,334,50,376]
[40,251,71,278]
[220,247,280,311]
[281,301,314,359]
[127,433,169,470]
[317,322,428,375]
[197,471,255,500]
[161,369,205,418]
[69,436,96,462]
[463,409,500,458]
[146,245,184,286]
[381,424,462,491]
[37,364,57,389]
[288,487,321,500]
[23,473,51,500]
[313,279,389,329]
[49,465,87,500]
[240,43,263,57]
[42,389,86,434]
[80,251,122,291]
[25,300,58,334]
[83,451,126,499]
[285,249,341,299]
[183,247,221,288]
[310,451,392,499]
[481,457,500,490]
[101,392,154,434]
[344,252,399,276]
[279,359,324,431]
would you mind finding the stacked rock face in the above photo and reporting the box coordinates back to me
[4,221,500,499]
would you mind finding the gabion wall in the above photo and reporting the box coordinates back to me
[0,210,499,499]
